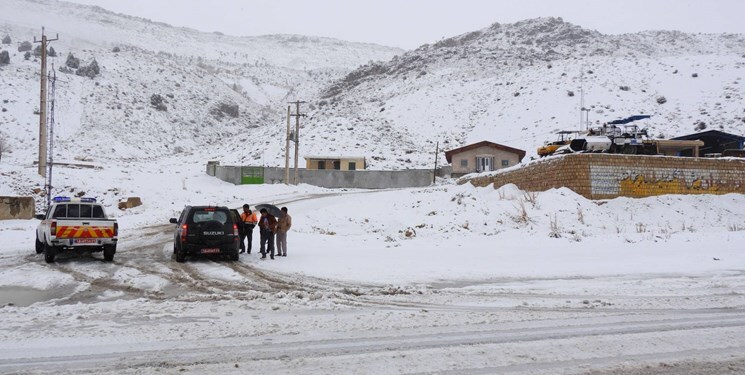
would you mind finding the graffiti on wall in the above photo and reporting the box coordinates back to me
[590,165,743,198]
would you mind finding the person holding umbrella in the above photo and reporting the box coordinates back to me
[258,208,277,259]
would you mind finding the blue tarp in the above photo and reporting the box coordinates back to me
[607,115,651,125]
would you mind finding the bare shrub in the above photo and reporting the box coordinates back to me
[0,137,9,162]
[17,41,31,52]
[576,206,585,224]
[210,102,239,119]
[523,191,538,206]
[549,214,561,238]
[150,94,167,111]
[513,200,530,224]
[65,53,80,69]
[75,58,100,78]
[728,223,743,232]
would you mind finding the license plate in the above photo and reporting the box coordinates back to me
[201,248,220,254]
[74,239,97,244]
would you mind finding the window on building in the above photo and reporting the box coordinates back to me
[333,160,341,170]
[460,159,468,167]
[501,160,510,167]
[348,162,356,170]
[318,161,326,170]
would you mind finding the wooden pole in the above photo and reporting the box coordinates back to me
[34,27,58,177]
[433,141,439,184]
[285,106,291,184]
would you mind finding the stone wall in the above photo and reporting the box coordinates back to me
[466,154,745,199]
[0,196,35,220]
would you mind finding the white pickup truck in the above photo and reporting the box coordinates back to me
[35,197,119,263]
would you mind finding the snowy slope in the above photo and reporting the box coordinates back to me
[308,17,745,169]
[0,0,402,165]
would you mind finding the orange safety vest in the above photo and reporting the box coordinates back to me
[241,212,259,225]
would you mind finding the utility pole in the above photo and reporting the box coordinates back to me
[288,101,306,185]
[284,106,291,184]
[433,142,439,184]
[34,27,58,177]
[46,67,57,210]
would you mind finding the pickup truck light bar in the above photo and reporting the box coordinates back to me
[52,196,97,203]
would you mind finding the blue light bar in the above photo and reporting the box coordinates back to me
[53,196,71,202]
[80,197,97,203]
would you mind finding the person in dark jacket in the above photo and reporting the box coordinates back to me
[239,204,258,254]
[258,208,277,259]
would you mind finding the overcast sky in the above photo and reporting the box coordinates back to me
[66,0,745,49]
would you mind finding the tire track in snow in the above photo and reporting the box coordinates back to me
[2,311,745,374]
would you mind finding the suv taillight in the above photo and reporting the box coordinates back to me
[233,224,239,239]
[181,224,188,242]
[113,222,119,237]
[51,221,57,236]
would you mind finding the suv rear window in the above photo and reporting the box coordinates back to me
[190,209,229,224]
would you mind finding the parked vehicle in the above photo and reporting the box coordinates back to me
[169,206,240,262]
[537,130,582,157]
[35,197,118,263]
[565,115,659,155]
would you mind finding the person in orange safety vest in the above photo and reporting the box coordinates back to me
[240,204,259,254]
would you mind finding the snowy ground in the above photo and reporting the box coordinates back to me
[1,159,745,374]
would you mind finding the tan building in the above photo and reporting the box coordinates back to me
[305,156,366,171]
[445,141,526,177]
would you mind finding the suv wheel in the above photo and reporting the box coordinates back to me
[103,245,116,262]
[44,244,56,263]
[230,248,239,261]
[175,247,186,263]
[35,237,44,254]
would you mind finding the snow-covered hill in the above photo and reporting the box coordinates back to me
[0,0,402,166]
[307,17,745,169]
[2,5,745,211]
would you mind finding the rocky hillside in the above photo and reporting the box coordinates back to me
[306,17,745,169]
[0,0,402,167]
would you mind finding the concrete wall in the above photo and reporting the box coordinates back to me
[214,165,243,185]
[465,154,745,199]
[306,157,366,171]
[0,196,35,220]
[450,146,521,176]
[210,164,435,189]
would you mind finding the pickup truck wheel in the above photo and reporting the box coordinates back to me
[44,244,56,263]
[103,245,116,262]
[35,237,44,254]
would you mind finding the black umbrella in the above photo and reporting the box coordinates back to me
[254,203,283,218]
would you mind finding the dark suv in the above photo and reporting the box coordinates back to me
[169,206,240,262]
